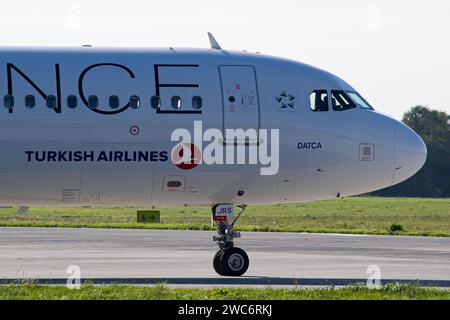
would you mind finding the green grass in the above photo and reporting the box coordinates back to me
[0,197,449,237]
[0,283,449,300]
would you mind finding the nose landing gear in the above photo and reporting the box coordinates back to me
[212,204,249,276]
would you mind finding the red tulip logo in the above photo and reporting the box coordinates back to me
[171,143,201,170]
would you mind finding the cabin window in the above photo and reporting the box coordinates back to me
[310,90,328,112]
[46,95,56,109]
[88,95,99,109]
[67,95,78,109]
[25,95,36,109]
[3,95,14,109]
[130,95,140,109]
[151,95,161,109]
[331,90,356,111]
[192,96,202,109]
[109,95,120,109]
[171,96,182,109]
[346,91,374,110]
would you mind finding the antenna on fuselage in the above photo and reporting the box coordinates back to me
[207,32,222,50]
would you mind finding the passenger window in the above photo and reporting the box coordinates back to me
[171,96,182,109]
[88,95,99,109]
[192,96,202,109]
[331,90,356,111]
[4,95,14,109]
[25,95,36,109]
[310,90,328,112]
[151,95,161,109]
[67,95,78,109]
[46,95,56,109]
[130,95,140,109]
[109,95,120,109]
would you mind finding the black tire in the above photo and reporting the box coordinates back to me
[213,250,225,276]
[220,247,249,277]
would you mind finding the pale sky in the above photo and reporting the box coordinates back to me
[0,0,449,119]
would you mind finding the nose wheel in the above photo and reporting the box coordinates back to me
[212,204,250,277]
[213,247,249,277]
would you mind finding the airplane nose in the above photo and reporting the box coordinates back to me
[392,122,427,186]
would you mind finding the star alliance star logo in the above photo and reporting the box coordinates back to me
[276,91,295,109]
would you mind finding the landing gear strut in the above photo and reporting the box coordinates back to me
[212,204,249,276]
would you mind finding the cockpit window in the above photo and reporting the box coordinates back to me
[331,90,356,111]
[346,91,374,110]
[310,90,329,112]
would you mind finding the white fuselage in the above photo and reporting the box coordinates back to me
[0,47,427,206]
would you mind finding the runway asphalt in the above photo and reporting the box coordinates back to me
[0,227,449,286]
